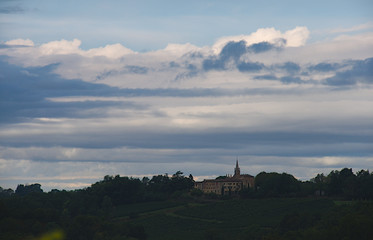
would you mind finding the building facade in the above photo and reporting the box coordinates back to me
[195,160,255,195]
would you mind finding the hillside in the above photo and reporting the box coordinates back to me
[1,169,373,240]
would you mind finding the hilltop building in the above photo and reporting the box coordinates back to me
[194,160,255,195]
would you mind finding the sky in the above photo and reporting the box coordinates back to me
[0,0,373,191]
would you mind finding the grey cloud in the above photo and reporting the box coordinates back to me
[199,43,372,87]
[237,61,264,72]
[309,62,341,72]
[187,64,197,71]
[96,70,115,81]
[174,71,198,81]
[116,87,290,97]
[96,65,149,80]
[1,129,372,158]
[1,57,315,124]
[201,41,245,71]
[0,100,128,123]
[173,63,199,80]
[125,65,148,74]
[183,52,204,59]
[247,39,285,54]
[247,39,285,53]
[0,6,24,14]
[0,43,34,49]
[220,40,247,62]
[254,75,278,80]
[324,57,373,86]
[280,76,302,84]
[202,57,226,71]
[0,44,21,49]
[247,41,275,53]
[0,58,143,123]
[169,61,180,68]
[202,40,280,71]
[278,62,301,73]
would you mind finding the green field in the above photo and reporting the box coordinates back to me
[109,198,343,240]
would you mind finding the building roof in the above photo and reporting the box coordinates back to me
[195,160,254,183]
[233,174,254,178]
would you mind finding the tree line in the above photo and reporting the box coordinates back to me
[250,168,373,199]
[1,168,373,239]
[0,171,194,240]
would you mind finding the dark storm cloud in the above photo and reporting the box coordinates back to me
[1,129,372,158]
[0,58,142,123]
[0,59,118,98]
[202,40,279,71]
[324,57,373,85]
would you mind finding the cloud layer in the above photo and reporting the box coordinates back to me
[1,26,373,190]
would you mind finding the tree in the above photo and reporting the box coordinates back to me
[0,187,14,197]
[215,176,227,180]
[15,183,43,196]
[102,195,113,212]
[311,173,327,196]
[128,225,147,240]
[172,171,184,178]
[327,168,357,198]
[255,172,300,197]
[170,171,194,192]
[189,174,194,181]
[356,170,373,199]
[142,176,150,185]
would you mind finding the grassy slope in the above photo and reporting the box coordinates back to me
[112,198,335,240]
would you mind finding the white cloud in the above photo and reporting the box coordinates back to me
[211,26,310,54]
[1,26,373,191]
[249,32,373,65]
[1,154,372,191]
[330,22,373,34]
[37,39,135,58]
[283,26,310,47]
[156,42,203,56]
[5,38,34,47]
[1,27,372,89]
[39,39,82,55]
[86,43,135,58]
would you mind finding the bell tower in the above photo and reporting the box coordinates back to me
[234,158,240,176]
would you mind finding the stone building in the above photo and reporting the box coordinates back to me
[195,160,255,195]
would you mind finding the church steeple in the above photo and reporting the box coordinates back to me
[234,158,240,176]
